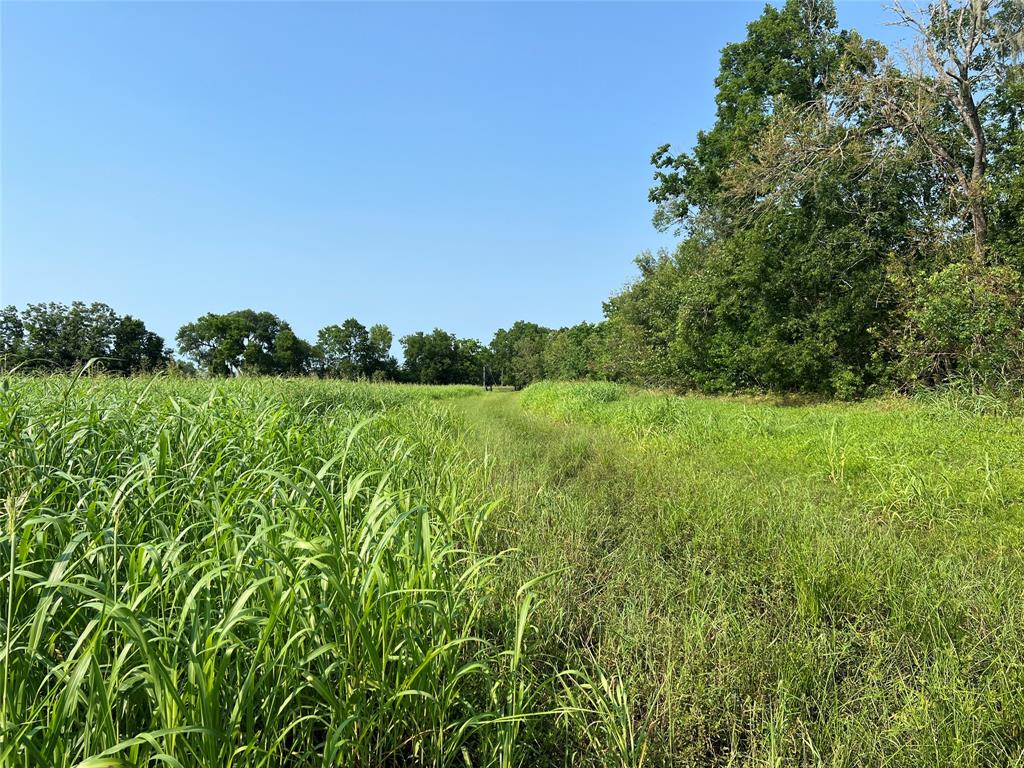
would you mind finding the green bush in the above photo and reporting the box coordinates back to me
[896,263,1024,391]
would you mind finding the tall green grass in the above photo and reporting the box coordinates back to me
[9,375,1024,766]
[0,376,579,767]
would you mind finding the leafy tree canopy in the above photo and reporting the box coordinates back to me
[176,310,312,376]
[400,329,489,385]
[1,302,169,373]
[317,319,396,380]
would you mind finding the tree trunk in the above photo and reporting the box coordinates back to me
[961,71,988,264]
[970,195,988,264]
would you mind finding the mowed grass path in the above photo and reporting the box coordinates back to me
[456,383,1024,767]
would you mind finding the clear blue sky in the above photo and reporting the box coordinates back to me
[2,1,896,351]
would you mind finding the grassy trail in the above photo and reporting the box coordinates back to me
[454,390,733,765]
[453,387,1024,767]
[455,391,670,763]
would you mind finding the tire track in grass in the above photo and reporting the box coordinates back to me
[453,392,717,766]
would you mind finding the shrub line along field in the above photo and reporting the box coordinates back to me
[3,376,1024,766]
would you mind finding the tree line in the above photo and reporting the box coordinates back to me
[3,0,1022,395]
[0,302,170,374]
[0,301,630,388]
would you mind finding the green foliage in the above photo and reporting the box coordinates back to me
[614,0,1024,398]
[489,322,551,388]
[110,315,169,374]
[896,262,1024,389]
[0,307,25,362]
[600,250,689,388]
[400,328,489,385]
[990,63,1024,267]
[176,309,313,376]
[0,302,169,373]
[496,381,1024,764]
[541,323,601,381]
[625,0,906,396]
[272,325,316,375]
[0,377,589,767]
[649,0,848,233]
[6,373,1024,765]
[602,215,903,395]
[316,318,396,380]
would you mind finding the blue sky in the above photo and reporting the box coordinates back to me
[2,1,897,351]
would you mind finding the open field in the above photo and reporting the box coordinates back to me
[3,376,1024,766]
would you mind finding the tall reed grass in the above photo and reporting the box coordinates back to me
[0,376,580,767]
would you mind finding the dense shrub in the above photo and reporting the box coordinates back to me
[896,263,1024,391]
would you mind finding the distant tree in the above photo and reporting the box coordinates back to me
[401,329,461,384]
[398,329,486,385]
[365,323,398,379]
[19,302,116,368]
[0,306,24,366]
[176,310,310,376]
[600,251,686,387]
[989,54,1024,266]
[111,316,170,373]
[489,321,550,387]
[273,326,315,375]
[317,320,366,379]
[167,358,199,377]
[316,319,396,379]
[543,322,600,381]
[454,338,492,385]
[176,313,239,376]
[0,302,169,373]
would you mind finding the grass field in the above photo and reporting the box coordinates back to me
[3,376,1024,766]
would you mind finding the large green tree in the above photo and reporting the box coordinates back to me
[649,0,849,235]
[318,319,367,379]
[0,307,25,365]
[489,321,550,388]
[542,322,602,381]
[736,0,1024,389]
[365,324,398,380]
[990,61,1024,267]
[861,0,1024,265]
[400,329,488,385]
[111,316,170,374]
[317,319,396,379]
[616,0,967,395]
[176,310,312,376]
